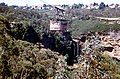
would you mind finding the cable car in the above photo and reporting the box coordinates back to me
[50,19,68,32]
[50,6,69,32]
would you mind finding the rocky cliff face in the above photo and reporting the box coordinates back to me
[100,31,120,60]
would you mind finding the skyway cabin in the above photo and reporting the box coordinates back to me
[50,19,68,31]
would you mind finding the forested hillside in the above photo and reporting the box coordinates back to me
[0,3,120,79]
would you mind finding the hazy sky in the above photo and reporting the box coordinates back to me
[0,0,120,6]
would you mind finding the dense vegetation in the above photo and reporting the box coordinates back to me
[0,16,58,79]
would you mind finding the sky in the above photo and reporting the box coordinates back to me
[0,0,120,6]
